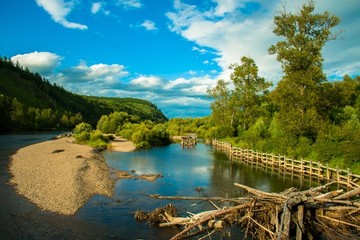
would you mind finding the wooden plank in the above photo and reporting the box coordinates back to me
[296,205,304,240]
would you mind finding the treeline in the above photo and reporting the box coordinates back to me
[204,2,360,173]
[72,111,171,149]
[0,93,83,130]
[0,57,167,132]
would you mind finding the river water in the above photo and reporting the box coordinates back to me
[0,134,316,239]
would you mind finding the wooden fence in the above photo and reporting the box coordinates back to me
[212,140,360,189]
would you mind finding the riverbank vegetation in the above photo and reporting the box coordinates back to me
[73,111,172,150]
[204,2,360,174]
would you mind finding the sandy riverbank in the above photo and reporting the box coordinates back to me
[9,137,115,215]
[109,136,136,152]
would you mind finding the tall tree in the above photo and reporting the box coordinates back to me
[207,79,236,132]
[268,1,340,139]
[230,56,271,130]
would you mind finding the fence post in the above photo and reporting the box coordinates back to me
[310,160,313,177]
[300,158,304,174]
[347,168,351,188]
[278,155,281,169]
[326,163,330,180]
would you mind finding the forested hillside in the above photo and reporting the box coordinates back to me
[0,57,167,132]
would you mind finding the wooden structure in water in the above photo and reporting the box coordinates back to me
[141,180,360,240]
[180,135,197,147]
[135,139,360,239]
[212,139,360,189]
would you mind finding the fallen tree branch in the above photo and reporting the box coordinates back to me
[146,194,251,204]
[248,216,276,240]
[234,182,287,201]
[170,202,253,240]
[317,215,360,229]
[136,181,360,240]
[334,187,360,200]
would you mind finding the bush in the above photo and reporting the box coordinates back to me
[295,136,312,159]
[73,122,92,135]
[91,130,109,142]
[135,141,151,149]
[87,138,109,150]
[75,131,90,143]
[73,123,110,150]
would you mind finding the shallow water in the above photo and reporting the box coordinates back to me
[0,135,316,239]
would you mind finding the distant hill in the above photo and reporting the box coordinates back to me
[0,57,167,131]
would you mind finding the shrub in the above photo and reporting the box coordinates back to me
[75,131,90,143]
[135,141,151,149]
[73,122,92,135]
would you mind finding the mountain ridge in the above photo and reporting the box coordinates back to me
[0,57,167,131]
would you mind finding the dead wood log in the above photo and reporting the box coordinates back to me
[314,198,360,207]
[146,194,251,204]
[334,187,360,200]
[247,216,276,239]
[314,189,343,199]
[277,201,292,240]
[296,205,304,240]
[317,215,360,229]
[159,211,191,227]
[140,181,360,239]
[170,202,253,240]
[234,182,287,201]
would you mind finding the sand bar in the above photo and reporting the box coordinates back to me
[109,136,136,152]
[9,137,115,215]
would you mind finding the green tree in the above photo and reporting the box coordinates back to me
[73,122,93,135]
[268,1,340,139]
[0,94,13,131]
[230,56,271,131]
[207,79,236,137]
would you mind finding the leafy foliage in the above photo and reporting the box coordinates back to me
[73,122,110,150]
[117,120,171,149]
[205,2,360,173]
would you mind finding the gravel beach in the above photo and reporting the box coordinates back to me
[9,137,115,215]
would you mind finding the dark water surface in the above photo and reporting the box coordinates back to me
[0,135,316,239]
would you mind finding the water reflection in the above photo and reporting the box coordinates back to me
[0,135,317,239]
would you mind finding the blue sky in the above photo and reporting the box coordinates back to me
[1,0,359,118]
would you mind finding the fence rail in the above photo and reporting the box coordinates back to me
[212,140,360,189]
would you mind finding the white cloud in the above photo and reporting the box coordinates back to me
[91,2,110,15]
[164,78,190,90]
[167,0,360,84]
[164,75,216,96]
[141,20,158,31]
[117,0,142,9]
[212,0,244,16]
[56,61,128,84]
[35,0,88,30]
[11,51,62,75]
[161,96,209,107]
[192,46,209,54]
[91,2,102,14]
[130,75,162,88]
[167,1,280,82]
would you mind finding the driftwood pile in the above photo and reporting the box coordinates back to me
[135,182,360,239]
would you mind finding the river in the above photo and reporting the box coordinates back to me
[0,134,316,239]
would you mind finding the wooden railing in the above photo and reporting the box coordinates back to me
[212,140,360,189]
